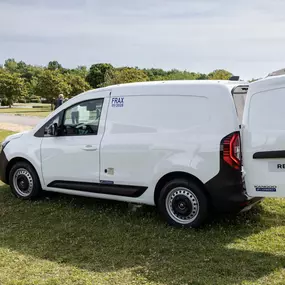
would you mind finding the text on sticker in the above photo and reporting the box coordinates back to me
[112,97,124,107]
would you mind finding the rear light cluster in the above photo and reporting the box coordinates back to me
[221,132,241,170]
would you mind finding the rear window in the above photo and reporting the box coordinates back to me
[249,88,285,131]
[232,85,248,123]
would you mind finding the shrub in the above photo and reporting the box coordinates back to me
[31,98,41,103]
[18,97,26,103]
[1,98,9,106]
[29,95,41,103]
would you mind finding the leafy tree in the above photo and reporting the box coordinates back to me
[34,69,71,102]
[4,58,18,73]
[47,61,63,71]
[143,68,166,81]
[196,73,208,80]
[17,61,43,82]
[0,69,27,107]
[70,66,88,78]
[207,69,232,80]
[103,67,149,86]
[0,58,238,103]
[144,68,209,81]
[26,77,39,97]
[3,59,44,83]
[165,70,199,80]
[86,63,113,88]
[67,74,91,97]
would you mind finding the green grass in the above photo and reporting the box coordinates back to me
[0,129,16,142]
[0,108,51,118]
[1,129,285,284]
[1,187,285,285]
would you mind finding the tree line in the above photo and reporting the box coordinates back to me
[0,58,236,107]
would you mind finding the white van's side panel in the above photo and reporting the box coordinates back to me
[243,76,285,197]
[102,95,210,183]
[100,84,240,205]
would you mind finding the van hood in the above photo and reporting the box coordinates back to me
[3,130,30,143]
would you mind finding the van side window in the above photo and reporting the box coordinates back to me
[61,98,104,136]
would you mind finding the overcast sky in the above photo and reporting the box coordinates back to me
[0,0,284,80]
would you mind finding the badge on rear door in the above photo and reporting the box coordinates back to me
[254,185,277,192]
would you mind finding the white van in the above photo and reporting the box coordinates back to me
[242,74,285,199]
[0,80,262,228]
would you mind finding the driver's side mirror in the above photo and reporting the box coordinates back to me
[45,123,58,136]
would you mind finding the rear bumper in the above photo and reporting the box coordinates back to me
[210,188,263,213]
[239,196,264,213]
[205,162,262,213]
[0,150,9,184]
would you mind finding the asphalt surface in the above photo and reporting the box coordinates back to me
[0,114,42,126]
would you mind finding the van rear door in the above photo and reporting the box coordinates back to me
[242,75,285,197]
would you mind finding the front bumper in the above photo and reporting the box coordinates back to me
[0,150,9,184]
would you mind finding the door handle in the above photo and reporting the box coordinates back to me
[82,145,97,151]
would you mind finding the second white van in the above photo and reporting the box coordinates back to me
[0,80,262,228]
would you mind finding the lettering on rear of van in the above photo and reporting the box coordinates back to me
[254,185,277,192]
[268,162,285,172]
[112,97,124,108]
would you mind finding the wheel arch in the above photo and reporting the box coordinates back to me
[6,157,41,185]
[154,171,211,206]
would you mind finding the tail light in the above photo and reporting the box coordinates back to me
[221,132,241,170]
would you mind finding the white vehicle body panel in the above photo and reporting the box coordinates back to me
[243,75,285,197]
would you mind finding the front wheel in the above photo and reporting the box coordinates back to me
[158,179,208,228]
[9,161,42,199]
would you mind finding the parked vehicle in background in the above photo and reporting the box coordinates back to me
[0,80,262,228]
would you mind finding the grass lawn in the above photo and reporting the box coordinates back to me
[0,107,51,118]
[0,130,285,284]
[0,129,17,141]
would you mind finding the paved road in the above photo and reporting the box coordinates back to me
[0,114,42,126]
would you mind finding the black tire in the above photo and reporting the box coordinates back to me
[157,179,208,228]
[9,161,42,200]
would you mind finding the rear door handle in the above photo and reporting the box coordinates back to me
[82,145,97,151]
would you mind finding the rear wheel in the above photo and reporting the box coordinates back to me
[158,179,208,228]
[9,161,42,199]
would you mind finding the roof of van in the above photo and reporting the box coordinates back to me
[249,74,285,95]
[89,80,248,93]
